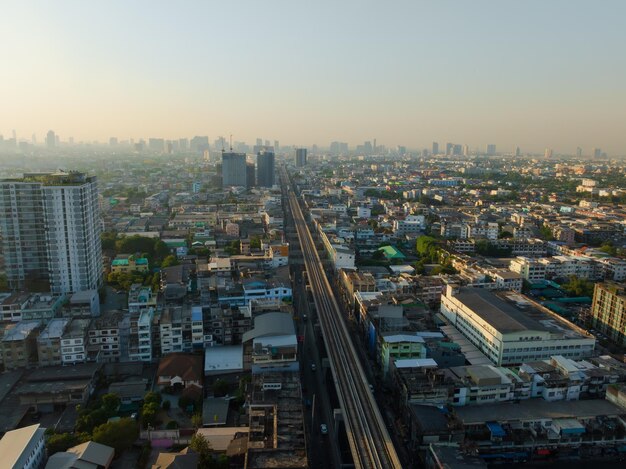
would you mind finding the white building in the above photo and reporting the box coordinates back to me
[0,423,46,469]
[510,256,547,282]
[393,215,426,236]
[0,172,102,293]
[61,319,90,365]
[129,308,154,362]
[440,286,595,366]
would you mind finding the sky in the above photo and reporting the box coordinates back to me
[1,0,626,154]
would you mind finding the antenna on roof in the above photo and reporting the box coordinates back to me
[229,134,233,152]
[220,136,225,153]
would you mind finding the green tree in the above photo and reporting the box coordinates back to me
[101,231,118,251]
[191,413,203,429]
[189,432,213,468]
[0,274,9,292]
[212,379,229,397]
[101,393,121,416]
[161,255,179,268]
[250,236,262,250]
[416,236,436,256]
[562,275,594,297]
[154,240,171,258]
[46,432,79,455]
[92,418,139,455]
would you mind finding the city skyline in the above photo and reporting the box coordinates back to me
[1,1,626,154]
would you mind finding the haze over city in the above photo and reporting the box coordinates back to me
[2,0,626,154]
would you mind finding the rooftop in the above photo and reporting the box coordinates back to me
[0,424,46,468]
[452,287,592,339]
[204,345,244,375]
[455,398,625,425]
[39,318,69,340]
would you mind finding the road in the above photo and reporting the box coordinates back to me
[282,167,402,469]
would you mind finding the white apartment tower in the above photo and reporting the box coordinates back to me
[0,171,102,293]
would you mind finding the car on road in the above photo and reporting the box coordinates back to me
[320,423,328,435]
[311,363,316,371]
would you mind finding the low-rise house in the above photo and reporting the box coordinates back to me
[111,256,150,274]
[87,311,122,362]
[2,320,41,370]
[45,441,115,469]
[37,318,69,367]
[61,318,90,365]
[157,353,203,391]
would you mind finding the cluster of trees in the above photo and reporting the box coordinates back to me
[474,239,512,257]
[140,391,162,429]
[101,233,172,265]
[224,240,241,256]
[47,393,139,456]
[414,236,456,275]
[561,275,595,298]
[190,433,230,469]
[364,189,400,200]
[599,241,623,258]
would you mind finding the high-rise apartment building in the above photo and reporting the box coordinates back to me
[432,142,439,155]
[46,130,56,148]
[256,150,275,187]
[591,282,626,346]
[544,148,553,158]
[246,162,256,189]
[0,171,102,293]
[221,152,247,187]
[295,148,307,167]
[486,144,496,155]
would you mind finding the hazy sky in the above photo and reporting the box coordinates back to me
[2,1,626,154]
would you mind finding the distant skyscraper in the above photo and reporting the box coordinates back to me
[295,148,307,167]
[0,171,102,293]
[515,146,521,157]
[486,144,496,155]
[576,147,583,158]
[462,145,469,157]
[256,151,275,187]
[274,140,279,153]
[432,142,439,155]
[190,136,209,153]
[445,143,453,156]
[46,130,56,148]
[179,138,189,152]
[592,148,602,159]
[453,144,462,156]
[256,138,263,146]
[109,137,118,146]
[544,148,553,159]
[148,138,165,153]
[221,152,247,187]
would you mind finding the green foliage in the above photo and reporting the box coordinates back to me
[166,420,179,429]
[212,379,229,397]
[539,226,555,241]
[0,274,9,292]
[101,393,121,415]
[224,240,241,256]
[190,433,213,468]
[416,236,437,257]
[561,275,595,298]
[161,255,179,268]
[364,189,400,200]
[474,239,512,257]
[46,432,79,455]
[107,271,149,291]
[92,418,139,455]
[101,231,118,250]
[498,231,513,239]
[116,235,158,256]
[141,402,160,429]
[154,240,171,258]
[250,236,262,249]
[191,413,203,429]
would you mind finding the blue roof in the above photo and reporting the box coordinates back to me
[486,421,506,438]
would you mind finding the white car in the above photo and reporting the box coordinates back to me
[320,423,328,435]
